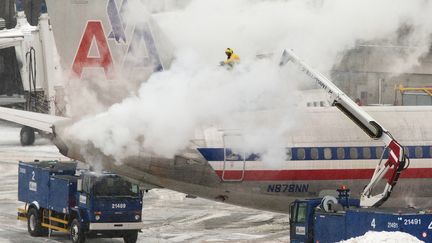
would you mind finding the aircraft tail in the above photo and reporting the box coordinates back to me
[44,0,174,115]
[44,0,173,78]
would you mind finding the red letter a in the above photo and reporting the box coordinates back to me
[71,21,115,79]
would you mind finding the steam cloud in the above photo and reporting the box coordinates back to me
[64,0,432,162]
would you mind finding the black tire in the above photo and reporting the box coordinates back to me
[27,207,48,236]
[70,218,86,243]
[123,231,138,243]
[20,126,35,146]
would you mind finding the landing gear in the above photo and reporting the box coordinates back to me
[20,126,35,146]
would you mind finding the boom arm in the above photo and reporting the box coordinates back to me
[279,49,407,207]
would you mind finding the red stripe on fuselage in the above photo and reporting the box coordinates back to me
[215,168,432,181]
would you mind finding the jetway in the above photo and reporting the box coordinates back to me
[0,1,65,116]
[0,1,66,145]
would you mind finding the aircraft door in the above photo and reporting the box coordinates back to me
[222,133,246,182]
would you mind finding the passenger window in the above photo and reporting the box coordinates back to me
[404,147,410,157]
[297,148,306,160]
[324,148,332,159]
[337,148,345,159]
[349,148,358,159]
[363,147,371,159]
[375,147,384,159]
[311,148,319,160]
[415,147,422,158]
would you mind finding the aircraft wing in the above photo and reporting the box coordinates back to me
[0,107,69,133]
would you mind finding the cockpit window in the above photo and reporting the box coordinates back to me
[93,176,140,197]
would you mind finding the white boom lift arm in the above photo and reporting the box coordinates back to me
[279,49,408,208]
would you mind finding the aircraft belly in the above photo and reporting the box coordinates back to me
[62,144,432,211]
[100,154,432,211]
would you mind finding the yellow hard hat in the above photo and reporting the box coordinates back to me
[225,48,234,54]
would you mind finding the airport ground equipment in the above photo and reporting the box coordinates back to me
[279,49,408,208]
[289,188,432,243]
[395,84,432,106]
[17,160,144,243]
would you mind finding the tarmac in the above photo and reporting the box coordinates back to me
[0,121,289,243]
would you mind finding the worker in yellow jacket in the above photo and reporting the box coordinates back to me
[220,48,240,68]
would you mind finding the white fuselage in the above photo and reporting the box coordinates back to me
[53,106,432,213]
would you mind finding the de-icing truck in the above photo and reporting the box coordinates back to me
[17,160,144,243]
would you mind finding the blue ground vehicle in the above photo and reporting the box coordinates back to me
[17,160,144,243]
[289,188,432,243]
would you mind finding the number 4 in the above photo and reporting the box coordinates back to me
[428,221,432,229]
[371,218,376,229]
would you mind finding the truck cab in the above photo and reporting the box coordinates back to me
[74,172,143,241]
[17,161,144,243]
[289,188,361,243]
[289,199,321,243]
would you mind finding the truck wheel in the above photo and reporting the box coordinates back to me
[20,126,35,146]
[123,231,138,243]
[27,208,48,236]
[70,218,86,243]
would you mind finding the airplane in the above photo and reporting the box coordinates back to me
[1,0,432,214]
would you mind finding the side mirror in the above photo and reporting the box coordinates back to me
[77,179,83,192]
[289,202,296,223]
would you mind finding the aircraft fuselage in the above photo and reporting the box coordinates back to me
[53,106,432,212]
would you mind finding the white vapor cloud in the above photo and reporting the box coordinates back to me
[64,0,432,162]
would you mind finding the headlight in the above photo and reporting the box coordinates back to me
[95,215,100,221]
[135,215,140,220]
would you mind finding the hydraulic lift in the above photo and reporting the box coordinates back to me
[279,49,408,208]
[279,49,419,242]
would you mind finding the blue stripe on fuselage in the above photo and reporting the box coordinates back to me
[197,146,431,161]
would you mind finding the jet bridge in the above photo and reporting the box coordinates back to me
[0,1,66,145]
[0,1,64,115]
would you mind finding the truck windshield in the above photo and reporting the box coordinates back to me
[93,176,140,197]
[296,203,307,223]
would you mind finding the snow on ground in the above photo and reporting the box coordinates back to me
[340,231,424,243]
[0,121,290,242]
[0,122,422,243]
[1,121,424,243]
